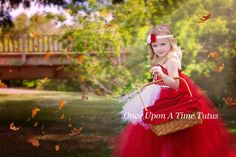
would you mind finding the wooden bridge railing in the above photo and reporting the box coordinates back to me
[0,33,126,63]
[0,34,73,53]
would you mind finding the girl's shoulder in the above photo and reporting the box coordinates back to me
[163,57,181,70]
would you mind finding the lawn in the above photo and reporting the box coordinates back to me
[0,89,124,157]
[0,89,235,157]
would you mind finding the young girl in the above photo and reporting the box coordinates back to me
[112,24,236,157]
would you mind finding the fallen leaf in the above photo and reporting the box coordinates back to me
[215,63,224,73]
[81,95,88,100]
[55,145,60,151]
[207,51,220,60]
[27,138,40,147]
[69,127,83,136]
[199,12,211,23]
[77,55,84,64]
[58,100,65,110]
[32,107,40,118]
[60,114,65,119]
[223,97,236,106]
[0,81,7,88]
[44,51,53,60]
[67,35,73,41]
[33,121,38,127]
[9,122,20,131]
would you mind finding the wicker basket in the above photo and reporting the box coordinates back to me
[138,77,202,136]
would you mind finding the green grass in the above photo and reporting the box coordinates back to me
[0,91,124,157]
[0,90,235,157]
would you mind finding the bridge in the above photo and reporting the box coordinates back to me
[0,34,128,80]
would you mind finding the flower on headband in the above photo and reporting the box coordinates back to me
[146,34,156,44]
[146,34,174,44]
[150,34,156,43]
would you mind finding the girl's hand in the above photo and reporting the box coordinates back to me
[150,66,164,77]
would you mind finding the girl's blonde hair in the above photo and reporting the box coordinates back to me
[147,24,182,67]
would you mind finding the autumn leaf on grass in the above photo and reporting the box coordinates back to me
[32,107,40,118]
[223,97,236,106]
[27,138,40,147]
[60,114,65,120]
[58,100,65,110]
[9,122,20,131]
[81,95,88,100]
[55,145,60,151]
[0,81,7,88]
[199,12,211,23]
[44,51,53,60]
[207,51,220,60]
[215,63,224,73]
[33,121,39,127]
[69,127,83,136]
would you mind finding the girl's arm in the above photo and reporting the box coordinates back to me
[159,58,180,89]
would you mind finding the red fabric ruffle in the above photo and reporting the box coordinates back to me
[111,65,236,157]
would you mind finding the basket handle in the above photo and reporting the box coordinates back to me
[138,77,193,111]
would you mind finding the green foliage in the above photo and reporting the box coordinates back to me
[3,0,235,101]
[103,0,236,105]
[5,12,56,35]
[64,56,132,95]
[167,0,236,105]
[65,22,121,55]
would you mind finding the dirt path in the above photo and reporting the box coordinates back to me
[0,88,53,94]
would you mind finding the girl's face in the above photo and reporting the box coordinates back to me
[151,38,171,57]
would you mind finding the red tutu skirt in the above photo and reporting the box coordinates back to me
[112,66,236,157]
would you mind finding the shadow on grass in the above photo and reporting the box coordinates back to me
[0,91,235,157]
[0,92,124,157]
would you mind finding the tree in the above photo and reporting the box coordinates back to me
[0,0,66,27]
